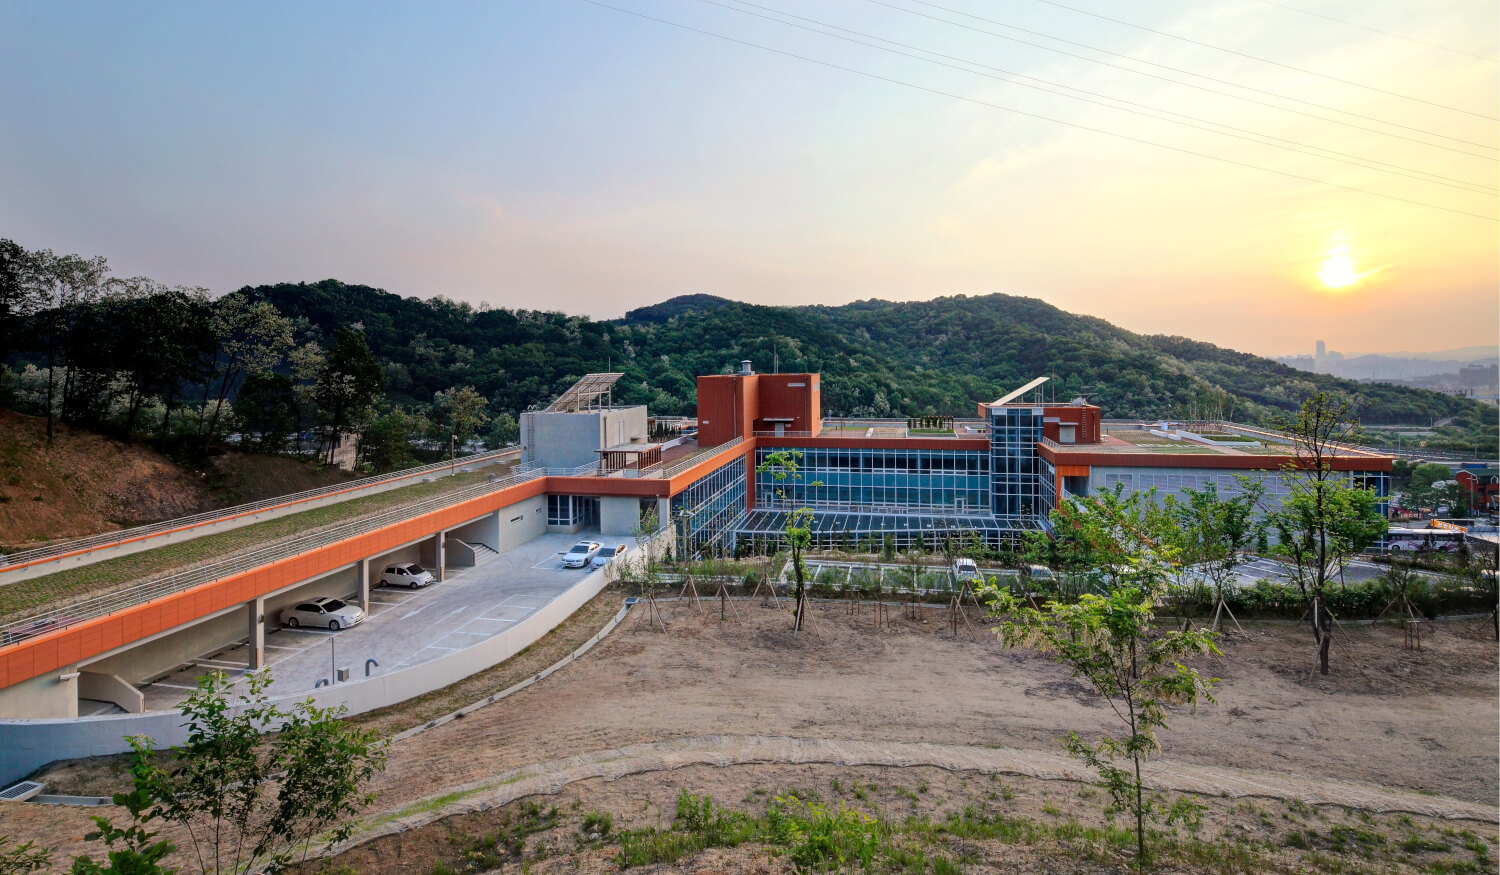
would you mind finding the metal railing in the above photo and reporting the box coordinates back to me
[0,463,546,646]
[538,437,747,481]
[0,447,520,573]
[660,437,745,478]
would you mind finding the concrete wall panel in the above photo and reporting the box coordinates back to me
[0,668,77,720]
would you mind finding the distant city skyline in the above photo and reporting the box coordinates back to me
[1,0,1495,359]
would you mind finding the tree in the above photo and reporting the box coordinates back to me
[630,506,669,630]
[25,248,110,441]
[359,409,425,472]
[1043,485,1178,595]
[484,411,520,448]
[756,450,818,633]
[1172,479,1266,632]
[202,293,293,449]
[235,372,300,453]
[433,384,490,449]
[305,328,384,465]
[130,670,386,875]
[1404,462,1455,510]
[1268,393,1386,675]
[984,555,1218,867]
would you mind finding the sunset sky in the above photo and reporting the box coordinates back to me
[2,0,1495,357]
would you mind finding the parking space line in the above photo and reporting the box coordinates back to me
[263,644,299,651]
[424,645,460,652]
[367,599,401,606]
[193,659,247,670]
[450,630,490,636]
[147,682,200,691]
[401,605,430,619]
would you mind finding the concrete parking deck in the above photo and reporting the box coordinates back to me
[117,533,619,713]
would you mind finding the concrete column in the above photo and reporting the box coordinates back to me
[357,558,371,611]
[437,531,447,581]
[247,596,265,670]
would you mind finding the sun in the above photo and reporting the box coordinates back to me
[1319,252,1359,289]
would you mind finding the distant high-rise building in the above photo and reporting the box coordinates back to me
[1316,340,1326,358]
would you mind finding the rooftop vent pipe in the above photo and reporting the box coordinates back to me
[739,360,753,376]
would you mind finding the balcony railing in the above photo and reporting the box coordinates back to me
[0,447,521,572]
[540,437,747,480]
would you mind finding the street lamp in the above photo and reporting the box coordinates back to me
[450,434,457,476]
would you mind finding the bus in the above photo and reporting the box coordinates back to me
[1384,528,1464,554]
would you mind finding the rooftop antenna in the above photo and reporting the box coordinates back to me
[774,345,779,374]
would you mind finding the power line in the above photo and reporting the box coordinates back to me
[1250,0,1497,63]
[1024,0,1498,120]
[706,0,1496,195]
[576,0,1497,222]
[879,0,1498,156]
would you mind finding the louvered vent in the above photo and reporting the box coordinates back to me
[0,781,44,802]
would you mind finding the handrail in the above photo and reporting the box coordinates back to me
[0,463,546,646]
[660,436,744,478]
[543,438,746,480]
[0,447,520,573]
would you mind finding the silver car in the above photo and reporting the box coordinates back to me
[561,541,601,568]
[380,563,435,589]
[280,597,366,630]
[591,543,628,568]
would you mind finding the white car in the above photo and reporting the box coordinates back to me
[952,558,980,582]
[561,541,602,568]
[280,597,366,630]
[380,563,435,589]
[591,543,628,568]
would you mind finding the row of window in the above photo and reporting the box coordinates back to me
[760,448,990,473]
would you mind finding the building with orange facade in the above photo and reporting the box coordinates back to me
[674,364,1392,555]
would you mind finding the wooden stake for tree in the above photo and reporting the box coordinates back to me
[633,592,667,633]
[750,574,783,609]
[1471,602,1498,640]
[1326,613,1374,686]
[713,580,741,623]
[676,575,703,616]
[1209,595,1246,635]
[1403,619,1421,650]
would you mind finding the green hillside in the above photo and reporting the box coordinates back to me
[241,282,1493,437]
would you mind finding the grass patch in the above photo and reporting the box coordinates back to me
[1,468,502,621]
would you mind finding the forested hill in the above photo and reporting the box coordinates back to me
[241,281,1492,432]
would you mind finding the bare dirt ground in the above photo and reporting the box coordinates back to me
[0,408,356,550]
[5,596,1496,871]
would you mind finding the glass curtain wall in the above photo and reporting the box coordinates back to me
[670,457,747,557]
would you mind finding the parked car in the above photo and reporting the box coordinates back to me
[951,558,980,582]
[561,541,602,568]
[1025,564,1054,583]
[380,563,435,589]
[280,597,365,630]
[592,543,628,568]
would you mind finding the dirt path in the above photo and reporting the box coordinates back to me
[346,733,1497,855]
[358,602,1497,811]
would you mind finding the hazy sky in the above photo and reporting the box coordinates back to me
[2,1,1495,357]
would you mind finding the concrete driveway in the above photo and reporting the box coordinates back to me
[132,533,622,712]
